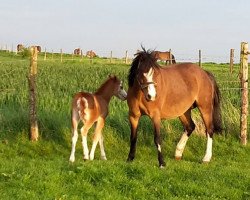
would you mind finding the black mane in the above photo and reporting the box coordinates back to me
[128,48,160,87]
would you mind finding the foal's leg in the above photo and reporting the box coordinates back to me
[99,135,107,160]
[69,110,80,162]
[81,122,94,160]
[175,109,195,160]
[152,115,166,168]
[89,117,105,160]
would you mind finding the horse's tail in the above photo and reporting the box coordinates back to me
[206,71,223,133]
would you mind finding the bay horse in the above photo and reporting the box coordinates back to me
[127,48,222,167]
[69,75,127,162]
[152,51,176,65]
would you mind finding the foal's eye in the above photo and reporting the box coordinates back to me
[120,86,123,89]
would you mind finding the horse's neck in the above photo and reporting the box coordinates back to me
[95,83,114,102]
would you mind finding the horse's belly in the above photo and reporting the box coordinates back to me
[160,100,193,119]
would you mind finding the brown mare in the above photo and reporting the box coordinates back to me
[74,48,81,55]
[152,51,176,64]
[86,50,97,58]
[127,48,222,167]
[69,75,127,162]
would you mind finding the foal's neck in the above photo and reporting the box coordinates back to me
[95,81,114,102]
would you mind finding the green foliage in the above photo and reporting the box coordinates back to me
[0,51,249,199]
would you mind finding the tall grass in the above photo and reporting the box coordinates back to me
[0,51,249,200]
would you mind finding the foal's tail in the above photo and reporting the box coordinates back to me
[206,71,223,133]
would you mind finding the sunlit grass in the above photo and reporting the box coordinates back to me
[0,51,249,199]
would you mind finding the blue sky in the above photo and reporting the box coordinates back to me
[0,0,249,62]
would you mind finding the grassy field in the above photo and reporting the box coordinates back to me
[0,51,250,200]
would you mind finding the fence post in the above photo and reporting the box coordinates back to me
[239,42,248,145]
[60,49,63,62]
[44,48,47,60]
[28,46,39,141]
[199,49,202,67]
[169,49,172,65]
[125,50,128,64]
[80,50,83,62]
[110,51,113,63]
[230,49,234,74]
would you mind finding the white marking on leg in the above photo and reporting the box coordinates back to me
[69,130,78,162]
[157,144,161,152]
[203,134,213,162]
[175,131,189,158]
[99,135,107,160]
[81,127,89,160]
[89,140,98,160]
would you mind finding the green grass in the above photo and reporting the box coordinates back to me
[0,51,250,200]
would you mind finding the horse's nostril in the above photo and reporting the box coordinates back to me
[147,94,151,100]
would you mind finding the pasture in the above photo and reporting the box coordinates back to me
[0,51,249,200]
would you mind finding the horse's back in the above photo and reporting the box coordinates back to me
[158,63,214,118]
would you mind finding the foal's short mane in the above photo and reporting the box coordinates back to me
[128,48,161,87]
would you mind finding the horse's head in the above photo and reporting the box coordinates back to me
[137,67,157,101]
[109,75,127,101]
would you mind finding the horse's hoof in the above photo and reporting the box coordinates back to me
[159,165,165,169]
[101,156,107,160]
[202,160,210,164]
[175,156,182,161]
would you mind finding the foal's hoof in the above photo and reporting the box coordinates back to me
[175,156,182,161]
[101,156,107,160]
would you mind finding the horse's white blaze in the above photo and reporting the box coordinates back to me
[175,131,189,158]
[143,68,156,99]
[203,134,213,162]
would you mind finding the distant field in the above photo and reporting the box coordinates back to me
[0,51,249,200]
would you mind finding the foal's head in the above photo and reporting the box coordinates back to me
[129,48,160,101]
[109,75,127,101]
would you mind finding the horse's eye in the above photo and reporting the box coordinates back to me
[120,86,123,89]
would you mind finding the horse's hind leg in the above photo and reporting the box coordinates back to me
[175,109,195,160]
[199,107,214,163]
[69,109,80,162]
[99,135,107,160]
[80,121,93,160]
[89,117,105,160]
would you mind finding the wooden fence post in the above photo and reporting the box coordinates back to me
[199,49,202,67]
[169,49,172,65]
[60,49,63,62]
[240,42,249,145]
[44,48,47,60]
[125,50,128,64]
[230,49,234,74]
[80,50,83,62]
[28,46,39,141]
[110,51,113,63]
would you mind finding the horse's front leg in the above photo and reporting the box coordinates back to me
[152,116,166,168]
[127,114,140,162]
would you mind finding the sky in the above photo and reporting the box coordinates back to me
[0,0,249,62]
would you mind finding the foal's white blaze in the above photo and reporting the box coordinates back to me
[203,134,213,162]
[143,68,156,100]
[175,131,189,158]
[117,81,127,100]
